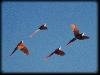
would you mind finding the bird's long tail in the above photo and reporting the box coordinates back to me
[10,49,17,56]
[29,29,40,38]
[66,38,77,46]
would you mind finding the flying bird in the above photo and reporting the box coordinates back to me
[66,24,89,46]
[30,23,47,38]
[46,46,65,58]
[10,40,29,56]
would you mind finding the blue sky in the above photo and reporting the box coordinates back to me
[2,2,97,73]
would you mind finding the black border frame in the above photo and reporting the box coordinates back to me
[1,0,99,74]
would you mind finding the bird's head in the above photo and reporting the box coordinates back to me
[44,23,47,27]
[59,45,61,50]
[82,33,85,36]
[21,40,23,43]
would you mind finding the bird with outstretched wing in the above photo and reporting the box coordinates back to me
[30,23,47,38]
[66,24,89,46]
[10,41,29,56]
[46,46,65,58]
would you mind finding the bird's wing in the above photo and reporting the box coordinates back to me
[66,38,77,46]
[82,36,89,39]
[10,47,18,56]
[18,43,29,55]
[71,24,80,36]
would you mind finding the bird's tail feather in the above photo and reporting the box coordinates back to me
[10,49,17,56]
[29,29,40,38]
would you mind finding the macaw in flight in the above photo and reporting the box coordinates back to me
[46,46,65,59]
[66,24,89,46]
[30,23,47,38]
[10,40,29,56]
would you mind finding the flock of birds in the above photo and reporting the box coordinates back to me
[10,24,89,59]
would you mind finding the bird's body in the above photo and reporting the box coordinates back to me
[54,49,65,56]
[39,24,47,30]
[75,33,84,40]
